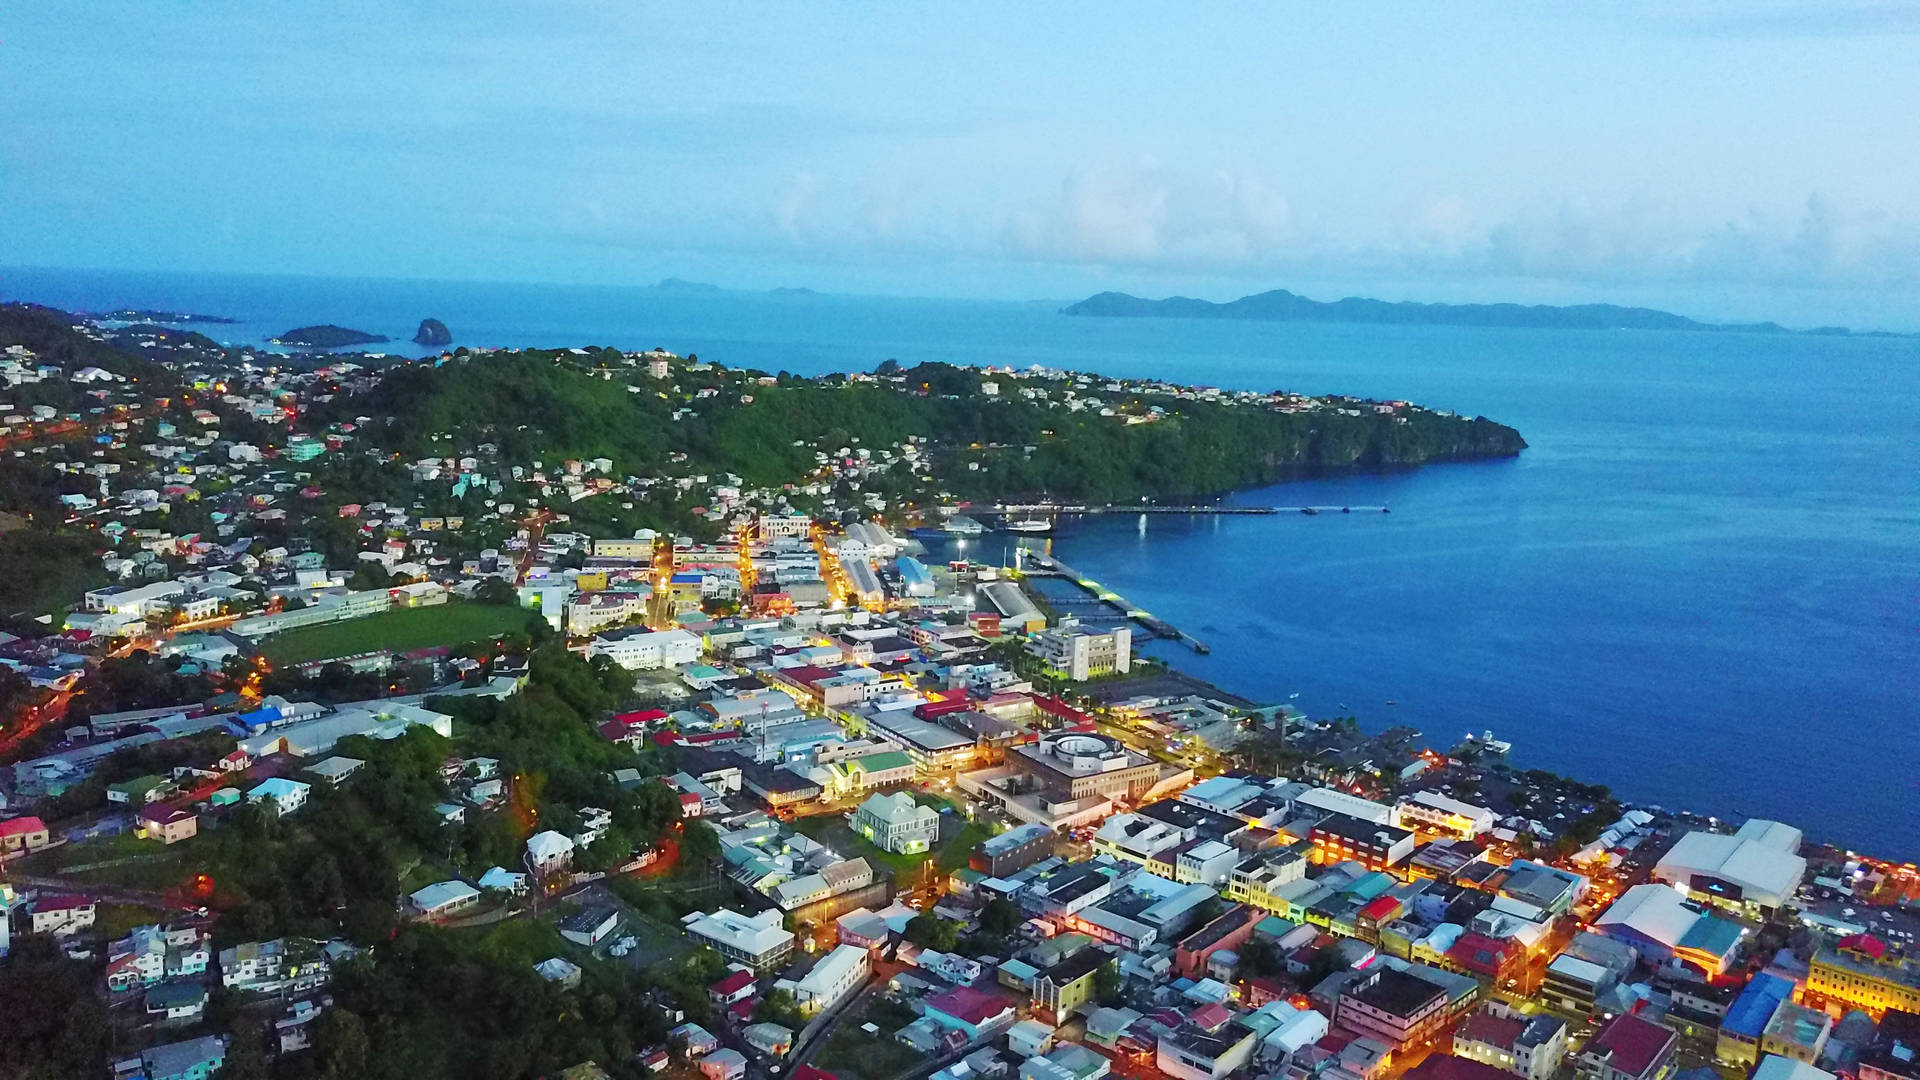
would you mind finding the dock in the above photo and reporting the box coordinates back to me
[991,503,1388,516]
[1020,551,1211,654]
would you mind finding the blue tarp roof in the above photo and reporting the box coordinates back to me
[1723,972,1794,1038]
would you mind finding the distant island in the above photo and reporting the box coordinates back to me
[270,324,391,348]
[412,318,453,346]
[653,277,724,294]
[100,308,236,324]
[1061,288,1896,336]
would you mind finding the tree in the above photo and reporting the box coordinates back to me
[315,1006,372,1080]
[1093,959,1124,1006]
[1236,935,1280,977]
[905,914,960,951]
[472,577,516,606]
[978,897,1021,937]
[0,935,111,1079]
[753,988,805,1029]
[680,819,721,869]
[216,1022,272,1080]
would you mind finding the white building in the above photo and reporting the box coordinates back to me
[682,908,795,972]
[776,943,869,1016]
[1395,791,1497,839]
[586,626,704,670]
[1651,819,1807,916]
[1027,619,1131,682]
[246,778,310,816]
[409,880,481,919]
[526,831,575,876]
[850,792,939,854]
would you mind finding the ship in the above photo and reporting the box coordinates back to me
[1003,517,1052,534]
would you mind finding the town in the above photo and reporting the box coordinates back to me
[0,304,1914,1080]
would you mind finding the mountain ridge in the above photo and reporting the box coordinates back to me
[1061,288,1901,336]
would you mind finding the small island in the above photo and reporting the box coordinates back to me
[270,324,391,348]
[412,318,453,346]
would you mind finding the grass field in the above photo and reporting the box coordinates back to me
[260,602,532,665]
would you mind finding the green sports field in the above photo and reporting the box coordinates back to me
[258,602,532,665]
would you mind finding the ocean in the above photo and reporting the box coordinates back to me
[5,265,1917,856]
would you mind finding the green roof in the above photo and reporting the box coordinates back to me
[1678,913,1745,958]
[850,751,913,773]
[109,774,170,796]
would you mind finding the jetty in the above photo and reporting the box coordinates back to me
[990,503,1388,516]
[1019,551,1211,654]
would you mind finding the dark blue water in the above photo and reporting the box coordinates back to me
[6,266,1917,854]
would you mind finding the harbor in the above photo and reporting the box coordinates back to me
[988,502,1390,516]
[1016,549,1212,654]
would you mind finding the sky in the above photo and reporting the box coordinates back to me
[4,1,1920,327]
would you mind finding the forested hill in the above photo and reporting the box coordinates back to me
[1059,288,1865,334]
[315,350,1525,504]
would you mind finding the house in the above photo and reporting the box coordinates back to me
[1008,1018,1057,1057]
[108,773,178,806]
[305,756,365,786]
[137,804,199,845]
[1335,966,1451,1051]
[30,893,96,936]
[479,866,529,896]
[851,791,939,854]
[698,1048,748,1080]
[409,880,481,919]
[1575,1014,1679,1080]
[922,986,1018,1039]
[146,981,210,1022]
[138,1034,227,1080]
[776,943,869,1016]
[247,777,311,816]
[536,957,584,989]
[1452,1005,1568,1080]
[275,997,331,1054]
[709,969,757,1007]
[527,830,576,876]
[672,1023,721,1057]
[744,1022,795,1058]
[0,814,52,854]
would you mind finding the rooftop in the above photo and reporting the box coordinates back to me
[1582,1013,1678,1079]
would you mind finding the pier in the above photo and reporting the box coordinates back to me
[1019,551,1212,654]
[991,503,1388,516]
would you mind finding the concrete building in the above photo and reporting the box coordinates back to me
[1651,819,1806,917]
[683,908,795,972]
[1012,733,1160,803]
[971,822,1055,877]
[776,943,869,1016]
[1158,1019,1258,1080]
[1396,791,1497,840]
[1807,934,1920,1019]
[587,626,704,670]
[850,792,939,854]
[1336,966,1451,1050]
[1452,1005,1568,1080]
[1575,1014,1678,1080]
[1027,619,1131,682]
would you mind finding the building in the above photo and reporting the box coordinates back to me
[921,985,1017,1039]
[777,943,869,1016]
[1158,1020,1259,1080]
[1033,947,1111,1021]
[1396,792,1497,840]
[526,831,576,876]
[586,626,704,670]
[972,822,1055,876]
[245,777,311,816]
[1807,934,1920,1019]
[1594,884,1745,976]
[1310,813,1416,871]
[30,893,97,936]
[1719,972,1796,1067]
[850,792,939,854]
[1451,1006,1568,1080]
[1762,1003,1834,1064]
[409,880,482,919]
[1651,820,1807,917]
[1541,933,1637,1016]
[1227,848,1311,912]
[1858,1009,1920,1080]
[0,814,52,853]
[1336,966,1451,1050]
[1011,733,1160,803]
[1753,1058,1839,1080]
[1027,620,1131,682]
[136,804,199,845]
[559,906,621,947]
[1575,1014,1678,1080]
[137,1034,227,1080]
[683,908,795,972]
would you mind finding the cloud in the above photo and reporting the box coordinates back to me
[996,163,1920,294]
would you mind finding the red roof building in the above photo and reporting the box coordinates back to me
[1404,1055,1521,1080]
[1838,932,1889,960]
[709,969,757,1005]
[1576,1013,1679,1080]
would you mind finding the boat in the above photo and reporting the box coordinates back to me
[1003,517,1052,534]
[946,515,986,535]
[1300,507,1319,515]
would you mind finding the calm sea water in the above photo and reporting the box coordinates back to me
[6,266,1917,855]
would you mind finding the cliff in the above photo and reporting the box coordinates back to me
[412,318,453,346]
